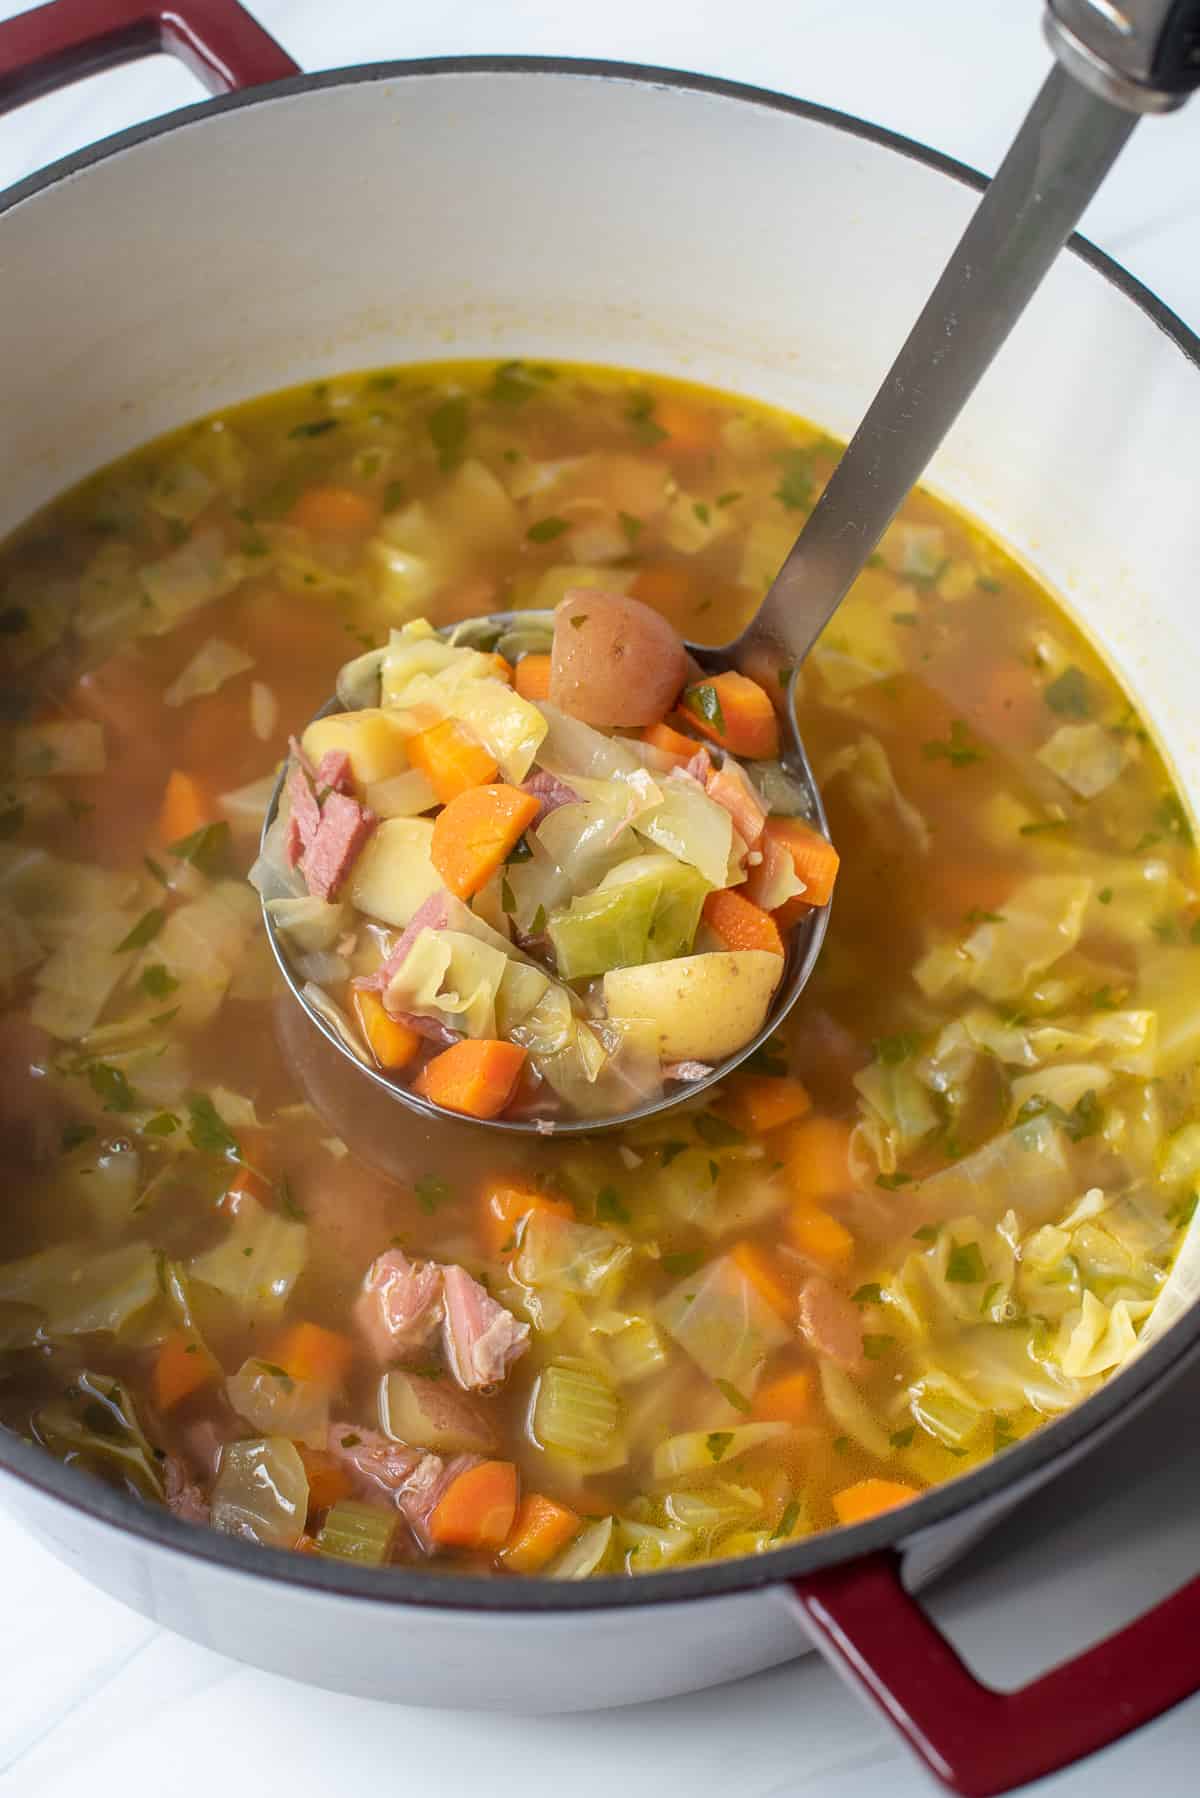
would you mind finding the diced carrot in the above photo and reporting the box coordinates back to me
[413,1039,528,1120]
[480,1179,574,1259]
[786,1116,854,1207]
[428,1459,519,1551]
[408,719,499,805]
[752,1370,813,1425]
[789,1207,856,1269]
[730,1240,795,1321]
[650,392,720,457]
[270,1321,355,1391]
[297,1445,355,1513]
[629,563,694,624]
[431,783,541,900]
[513,653,552,702]
[723,1075,812,1137]
[353,988,422,1071]
[499,1493,581,1573]
[832,1478,921,1527]
[288,485,380,537]
[220,1163,273,1213]
[676,671,779,760]
[157,769,215,844]
[640,719,697,761]
[484,653,514,686]
[153,1330,218,1412]
[702,887,784,956]
[762,816,840,908]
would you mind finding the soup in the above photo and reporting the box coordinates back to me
[258,596,834,1126]
[0,360,1195,1577]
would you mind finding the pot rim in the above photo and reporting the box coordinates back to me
[3,52,1199,1614]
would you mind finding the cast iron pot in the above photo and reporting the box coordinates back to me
[2,4,1200,1791]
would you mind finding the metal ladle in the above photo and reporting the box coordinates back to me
[263,0,1199,1136]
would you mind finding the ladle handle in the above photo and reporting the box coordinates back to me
[738,63,1136,674]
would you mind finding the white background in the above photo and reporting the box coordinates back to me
[1,3,1199,1794]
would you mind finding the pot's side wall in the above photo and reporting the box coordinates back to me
[0,1470,811,1709]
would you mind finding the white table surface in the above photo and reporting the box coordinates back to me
[2,3,1199,1793]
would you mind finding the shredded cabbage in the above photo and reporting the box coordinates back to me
[188,1196,307,1320]
[164,637,255,708]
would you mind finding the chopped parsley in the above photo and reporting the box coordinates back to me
[693,1113,744,1148]
[595,1186,630,1225]
[490,359,553,407]
[851,1283,884,1305]
[142,1111,181,1138]
[706,1431,734,1463]
[1155,792,1193,845]
[625,390,666,445]
[116,908,165,953]
[683,683,726,735]
[168,819,232,877]
[527,515,570,544]
[415,1175,450,1215]
[288,419,338,439]
[964,906,1005,925]
[715,1379,752,1414]
[876,1171,914,1190]
[945,1240,987,1284]
[661,1250,703,1277]
[692,501,711,527]
[774,448,813,511]
[1044,666,1090,717]
[186,1094,239,1159]
[1015,1088,1103,1143]
[889,1427,916,1449]
[427,395,469,469]
[716,490,743,509]
[658,1141,689,1166]
[874,1032,918,1065]
[87,1063,138,1113]
[500,875,516,915]
[771,1498,802,1540]
[921,720,985,768]
[618,510,643,544]
[140,963,180,1000]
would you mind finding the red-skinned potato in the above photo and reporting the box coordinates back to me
[550,590,689,727]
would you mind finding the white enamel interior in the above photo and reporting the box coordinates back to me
[2,65,1200,1704]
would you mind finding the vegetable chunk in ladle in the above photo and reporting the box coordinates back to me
[257,594,836,1134]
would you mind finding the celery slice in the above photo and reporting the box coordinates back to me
[532,1361,622,1460]
[546,1515,613,1579]
[316,1499,397,1565]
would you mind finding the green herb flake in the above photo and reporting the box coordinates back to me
[288,419,338,439]
[692,501,711,527]
[144,856,168,887]
[88,1063,137,1113]
[415,1175,450,1216]
[715,1379,752,1415]
[625,390,667,445]
[851,1283,884,1305]
[706,1431,734,1463]
[658,1141,689,1167]
[143,1111,181,1138]
[1019,817,1073,838]
[862,1334,897,1360]
[116,908,166,954]
[993,1415,1016,1453]
[922,720,984,768]
[976,573,1003,593]
[945,1240,987,1284]
[595,1185,631,1225]
[529,904,548,936]
[694,1113,744,1149]
[980,1281,1003,1314]
[1098,887,1113,905]
[506,836,533,864]
[874,1032,918,1065]
[661,1250,703,1276]
[61,1121,96,1151]
[683,683,726,736]
[965,906,1005,925]
[278,1176,306,1222]
[168,820,232,878]
[186,1094,239,1160]
[770,1498,802,1540]
[889,1426,916,1449]
[490,360,550,407]
[340,1433,362,1449]
[140,963,180,1000]
[876,1171,914,1191]
[500,875,516,916]
[618,511,643,544]
[774,449,813,511]
[913,1224,939,1243]
[832,1435,851,1454]
[716,490,743,509]
[427,395,470,469]
[527,516,570,544]
[1044,666,1091,718]
[1155,792,1194,845]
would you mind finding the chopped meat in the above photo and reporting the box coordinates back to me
[327,1423,422,1499]
[521,769,579,826]
[177,1413,228,1481]
[797,1274,864,1372]
[315,748,355,796]
[355,1248,444,1365]
[285,761,321,866]
[358,892,451,993]
[388,1010,462,1047]
[164,1454,210,1525]
[744,830,804,911]
[302,791,376,900]
[706,759,767,849]
[441,1264,530,1391]
[684,747,715,786]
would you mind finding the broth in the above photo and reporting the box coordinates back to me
[0,359,1196,1575]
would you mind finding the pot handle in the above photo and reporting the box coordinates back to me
[792,1550,1200,1796]
[0,0,299,114]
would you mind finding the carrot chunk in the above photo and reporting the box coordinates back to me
[297,1445,354,1513]
[723,1075,812,1136]
[408,719,499,805]
[429,1459,519,1551]
[788,1207,856,1269]
[650,392,720,457]
[640,720,698,761]
[157,769,215,843]
[270,1321,355,1391]
[480,1179,574,1259]
[676,671,779,759]
[786,1116,855,1208]
[513,654,552,702]
[288,485,380,537]
[729,1240,795,1321]
[702,888,785,956]
[153,1330,218,1412]
[353,988,422,1071]
[413,1040,528,1120]
[752,1370,813,1425]
[483,653,514,686]
[221,1164,273,1212]
[762,816,840,908]
[832,1478,921,1527]
[430,783,541,899]
[499,1493,581,1573]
